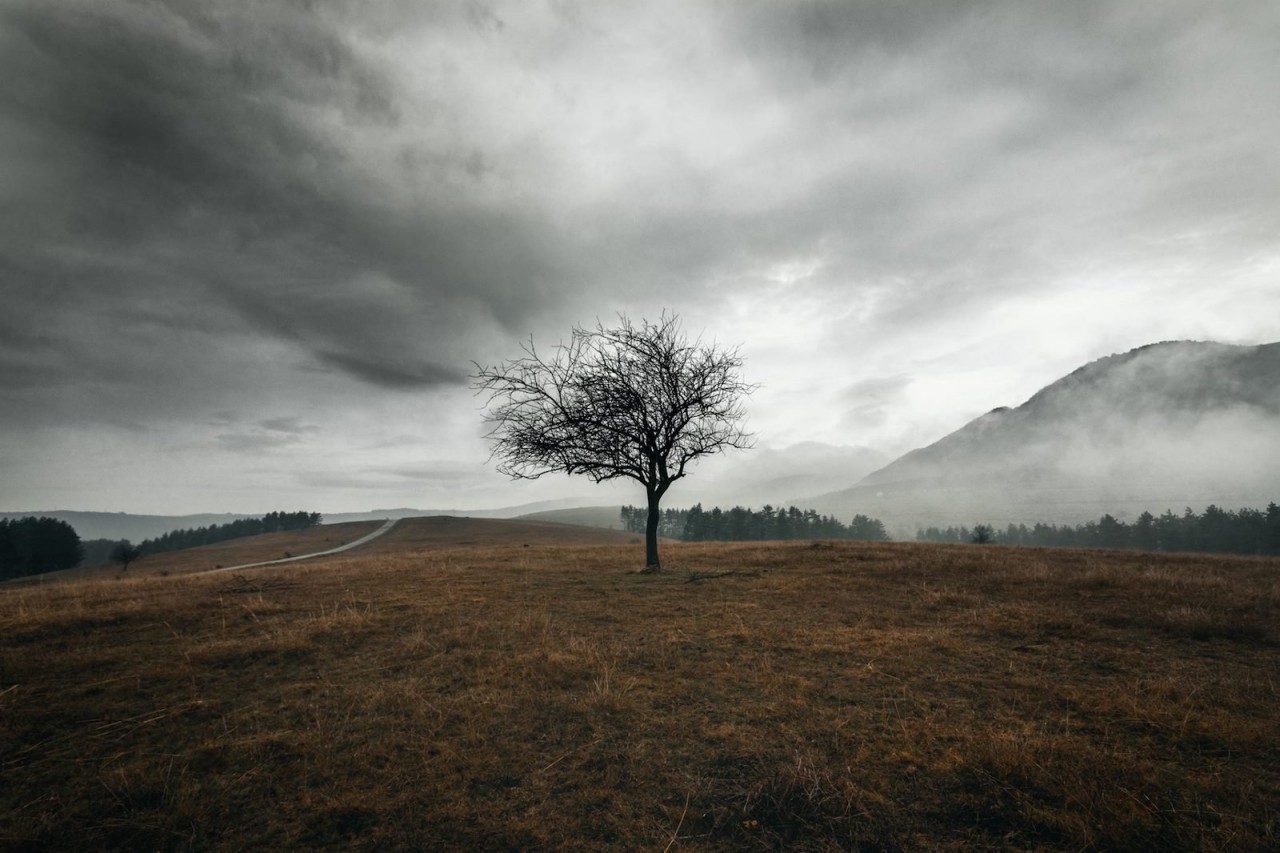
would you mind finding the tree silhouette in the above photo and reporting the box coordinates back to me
[110,541,143,571]
[971,524,995,544]
[474,313,754,569]
[0,517,82,579]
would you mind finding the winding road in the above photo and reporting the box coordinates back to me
[200,517,400,575]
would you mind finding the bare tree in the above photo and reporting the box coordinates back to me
[474,313,754,570]
[110,540,143,571]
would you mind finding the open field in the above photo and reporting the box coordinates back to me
[25,516,640,583]
[1,529,1278,850]
[350,515,641,557]
[28,521,386,582]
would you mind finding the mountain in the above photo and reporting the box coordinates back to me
[691,441,890,508]
[805,341,1280,535]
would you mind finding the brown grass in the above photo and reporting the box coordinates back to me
[1,533,1278,851]
[34,521,385,581]
[352,515,642,556]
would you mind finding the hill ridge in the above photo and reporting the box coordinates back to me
[805,339,1280,532]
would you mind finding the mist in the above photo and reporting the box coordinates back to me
[807,342,1280,536]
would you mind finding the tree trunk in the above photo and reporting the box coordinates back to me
[644,487,662,570]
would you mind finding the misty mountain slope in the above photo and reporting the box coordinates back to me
[686,442,890,508]
[807,341,1280,534]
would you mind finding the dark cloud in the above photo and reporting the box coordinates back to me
[1,0,1277,513]
[214,431,304,453]
[212,417,320,455]
[3,3,379,243]
[0,0,573,414]
[313,350,466,390]
[375,463,479,483]
[258,417,321,435]
[293,462,483,491]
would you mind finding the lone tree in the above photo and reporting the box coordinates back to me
[110,540,143,571]
[474,313,753,570]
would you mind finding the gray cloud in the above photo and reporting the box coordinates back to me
[837,375,914,432]
[2,0,1278,513]
[258,417,321,435]
[313,350,466,390]
[214,431,305,453]
[210,415,322,453]
[0,1,571,407]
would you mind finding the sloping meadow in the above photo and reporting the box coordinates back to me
[2,540,1277,850]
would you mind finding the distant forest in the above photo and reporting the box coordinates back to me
[137,511,322,556]
[621,504,889,542]
[917,502,1280,556]
[0,516,82,580]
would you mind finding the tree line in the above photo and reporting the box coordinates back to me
[0,517,83,580]
[916,502,1280,555]
[80,511,324,568]
[621,504,889,542]
[134,511,323,556]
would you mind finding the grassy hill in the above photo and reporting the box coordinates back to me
[516,505,627,530]
[23,520,385,581]
[25,516,641,582]
[1,526,1277,849]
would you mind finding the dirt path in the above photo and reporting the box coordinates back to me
[199,517,401,574]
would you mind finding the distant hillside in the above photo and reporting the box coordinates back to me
[322,497,598,525]
[353,515,640,555]
[2,500,602,542]
[806,341,1280,534]
[516,506,627,530]
[22,517,643,583]
[0,511,253,542]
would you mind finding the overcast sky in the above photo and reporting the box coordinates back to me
[2,0,1278,515]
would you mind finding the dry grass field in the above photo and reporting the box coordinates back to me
[26,521,386,581]
[1,523,1278,850]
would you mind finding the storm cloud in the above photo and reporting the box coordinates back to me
[2,0,1278,513]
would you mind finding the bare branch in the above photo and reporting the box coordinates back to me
[472,312,754,568]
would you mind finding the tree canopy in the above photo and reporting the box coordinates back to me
[137,511,322,556]
[110,541,144,571]
[622,504,889,543]
[917,501,1280,555]
[0,517,83,580]
[475,313,753,568]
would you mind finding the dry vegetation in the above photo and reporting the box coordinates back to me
[1,525,1278,850]
[31,521,386,582]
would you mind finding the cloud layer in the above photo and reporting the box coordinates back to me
[2,1,1278,513]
